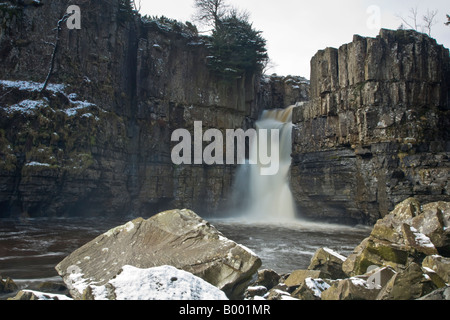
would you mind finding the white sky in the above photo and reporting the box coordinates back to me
[140,0,450,78]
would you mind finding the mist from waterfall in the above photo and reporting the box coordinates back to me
[230,105,297,222]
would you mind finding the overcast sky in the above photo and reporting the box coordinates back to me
[140,0,450,78]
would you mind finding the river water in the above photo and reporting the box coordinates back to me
[0,216,370,297]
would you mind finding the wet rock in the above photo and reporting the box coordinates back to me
[0,276,18,294]
[55,209,261,300]
[307,247,347,279]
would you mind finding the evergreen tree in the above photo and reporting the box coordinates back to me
[207,13,268,80]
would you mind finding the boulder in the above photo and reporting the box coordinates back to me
[8,290,72,300]
[321,276,381,300]
[418,287,450,300]
[244,286,268,299]
[0,276,18,294]
[284,270,322,288]
[307,248,347,279]
[55,209,261,300]
[376,263,437,300]
[72,265,228,300]
[291,278,331,300]
[254,269,280,290]
[342,237,409,276]
[412,201,450,255]
[343,198,445,276]
[422,255,450,284]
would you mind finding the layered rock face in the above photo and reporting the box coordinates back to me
[0,0,264,218]
[292,29,450,224]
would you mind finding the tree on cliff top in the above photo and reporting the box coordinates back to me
[193,0,229,30]
[397,7,438,36]
[207,13,268,79]
[194,0,268,80]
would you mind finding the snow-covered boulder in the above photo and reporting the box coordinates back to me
[56,209,261,300]
[73,265,228,300]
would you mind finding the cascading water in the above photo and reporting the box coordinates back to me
[230,105,297,222]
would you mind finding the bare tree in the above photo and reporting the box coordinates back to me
[397,7,419,31]
[131,0,141,13]
[41,12,73,92]
[423,9,438,36]
[193,0,229,29]
[396,7,438,36]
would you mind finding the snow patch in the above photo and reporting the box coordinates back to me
[25,161,51,167]
[90,265,228,300]
[0,80,65,93]
[304,278,330,298]
[410,227,435,248]
[5,99,46,115]
[323,247,346,261]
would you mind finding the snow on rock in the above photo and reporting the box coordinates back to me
[25,161,51,167]
[0,80,65,93]
[89,265,228,300]
[323,247,346,262]
[409,227,435,248]
[5,99,47,115]
[304,277,331,298]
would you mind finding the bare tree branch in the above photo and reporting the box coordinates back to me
[41,12,73,93]
[192,0,229,29]
[423,9,438,36]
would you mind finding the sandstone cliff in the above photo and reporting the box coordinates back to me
[292,29,450,224]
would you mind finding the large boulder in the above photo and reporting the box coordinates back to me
[422,255,450,284]
[291,278,331,300]
[76,265,228,300]
[321,277,381,300]
[0,276,18,294]
[284,270,322,288]
[376,263,437,300]
[55,209,261,299]
[343,198,445,276]
[307,247,347,279]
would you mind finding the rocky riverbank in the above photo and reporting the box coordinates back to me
[3,197,449,300]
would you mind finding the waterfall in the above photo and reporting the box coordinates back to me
[230,105,297,222]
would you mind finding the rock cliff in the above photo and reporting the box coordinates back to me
[0,0,267,218]
[292,29,450,224]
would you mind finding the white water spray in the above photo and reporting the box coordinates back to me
[230,105,297,222]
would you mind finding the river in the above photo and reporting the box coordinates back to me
[0,216,370,298]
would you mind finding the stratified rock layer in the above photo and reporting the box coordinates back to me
[292,29,450,224]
